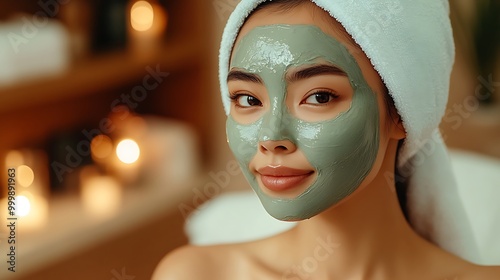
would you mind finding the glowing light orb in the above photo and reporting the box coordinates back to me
[16,195,31,217]
[18,165,35,187]
[131,1,154,32]
[116,139,141,164]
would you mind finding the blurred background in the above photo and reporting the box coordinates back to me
[0,0,498,279]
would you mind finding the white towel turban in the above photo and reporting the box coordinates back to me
[218,0,481,262]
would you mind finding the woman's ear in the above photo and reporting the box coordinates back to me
[383,92,406,141]
[390,114,406,140]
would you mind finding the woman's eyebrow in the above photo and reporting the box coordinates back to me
[227,70,263,84]
[287,64,347,83]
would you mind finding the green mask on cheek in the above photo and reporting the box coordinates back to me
[226,25,380,220]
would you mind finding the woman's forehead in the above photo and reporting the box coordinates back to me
[233,2,358,56]
[230,25,354,76]
[229,3,385,97]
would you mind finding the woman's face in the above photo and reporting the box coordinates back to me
[226,3,395,221]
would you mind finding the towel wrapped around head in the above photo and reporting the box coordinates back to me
[218,0,481,262]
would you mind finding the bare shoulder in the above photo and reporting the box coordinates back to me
[151,245,204,280]
[151,244,244,280]
[468,265,500,279]
[452,264,500,280]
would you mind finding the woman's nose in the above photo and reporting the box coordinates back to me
[259,140,297,154]
[258,107,291,141]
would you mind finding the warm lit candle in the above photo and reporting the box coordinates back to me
[80,166,122,218]
[109,138,142,185]
[0,192,49,231]
[127,0,168,52]
[131,1,155,32]
[3,149,50,230]
[4,150,49,196]
[21,193,49,230]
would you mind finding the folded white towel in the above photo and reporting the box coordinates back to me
[218,0,484,263]
[0,16,70,85]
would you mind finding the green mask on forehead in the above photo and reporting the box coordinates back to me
[226,24,380,220]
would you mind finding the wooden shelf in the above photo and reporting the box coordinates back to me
[0,175,204,279]
[0,40,200,114]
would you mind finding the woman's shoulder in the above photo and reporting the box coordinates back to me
[465,264,500,279]
[151,245,199,280]
[437,252,500,280]
[152,244,226,280]
[151,242,255,280]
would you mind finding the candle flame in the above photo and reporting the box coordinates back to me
[116,139,141,164]
[16,195,31,217]
[131,1,155,32]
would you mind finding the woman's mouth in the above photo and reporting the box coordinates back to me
[257,166,314,192]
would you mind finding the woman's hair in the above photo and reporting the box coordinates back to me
[247,0,410,219]
[252,0,305,12]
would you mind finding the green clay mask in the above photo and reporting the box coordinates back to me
[227,25,380,220]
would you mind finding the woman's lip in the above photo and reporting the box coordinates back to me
[257,166,312,176]
[259,173,313,192]
[257,166,314,192]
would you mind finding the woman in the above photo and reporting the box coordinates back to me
[153,0,500,279]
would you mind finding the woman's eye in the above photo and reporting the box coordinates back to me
[303,91,339,105]
[231,94,262,108]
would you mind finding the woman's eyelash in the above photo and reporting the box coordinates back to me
[311,90,339,98]
[229,93,263,108]
[229,93,239,101]
[300,90,340,105]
